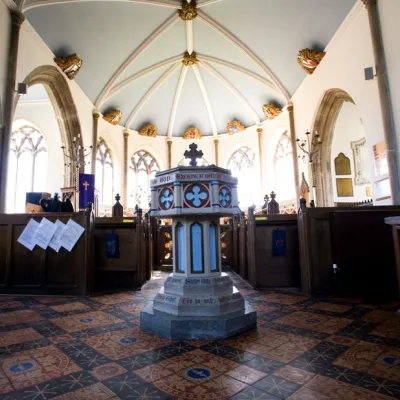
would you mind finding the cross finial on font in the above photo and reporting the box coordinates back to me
[184,143,203,167]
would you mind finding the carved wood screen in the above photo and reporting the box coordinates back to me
[220,223,233,267]
[158,226,173,267]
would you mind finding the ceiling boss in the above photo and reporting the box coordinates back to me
[179,0,198,21]
[183,52,199,66]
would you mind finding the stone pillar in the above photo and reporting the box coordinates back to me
[287,105,300,199]
[123,131,129,209]
[247,206,257,286]
[167,139,172,169]
[257,128,264,190]
[363,0,400,204]
[214,139,219,166]
[91,111,101,176]
[0,10,25,213]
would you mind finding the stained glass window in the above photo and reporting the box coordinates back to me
[95,139,114,210]
[6,124,47,212]
[227,146,256,208]
[128,150,160,210]
[274,132,295,201]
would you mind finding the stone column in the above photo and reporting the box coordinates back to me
[0,10,25,213]
[363,0,400,204]
[123,131,129,209]
[287,105,300,199]
[91,111,101,176]
[257,128,263,191]
[214,139,219,166]
[167,140,172,169]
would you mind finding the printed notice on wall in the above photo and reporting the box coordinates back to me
[17,219,39,251]
[34,218,58,250]
[60,219,85,252]
[49,220,66,252]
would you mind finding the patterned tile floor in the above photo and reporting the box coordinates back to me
[0,272,399,399]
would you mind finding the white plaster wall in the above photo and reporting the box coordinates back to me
[13,99,64,195]
[379,0,400,190]
[330,102,371,203]
[291,2,387,204]
[0,2,10,126]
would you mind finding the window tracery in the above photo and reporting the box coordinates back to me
[95,139,114,211]
[128,150,160,210]
[7,124,48,212]
[227,146,256,208]
[274,132,295,201]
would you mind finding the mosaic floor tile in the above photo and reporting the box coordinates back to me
[1,345,81,391]
[51,302,90,313]
[290,375,394,400]
[273,365,315,385]
[0,328,43,347]
[0,310,43,327]
[274,311,353,334]
[0,272,399,399]
[51,312,123,333]
[311,302,353,313]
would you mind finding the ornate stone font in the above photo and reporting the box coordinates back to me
[141,166,257,339]
[226,120,245,135]
[54,54,83,80]
[182,51,199,66]
[184,127,201,140]
[103,110,122,125]
[297,48,326,75]
[179,0,197,20]
[263,103,282,120]
[139,123,157,137]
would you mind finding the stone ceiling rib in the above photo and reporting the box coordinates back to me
[168,65,188,138]
[22,0,181,12]
[197,10,291,103]
[197,0,223,8]
[186,20,194,55]
[201,61,260,125]
[96,13,180,108]
[125,63,180,129]
[192,64,218,136]
[105,55,182,102]
[197,54,276,90]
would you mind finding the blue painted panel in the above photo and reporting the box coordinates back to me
[177,224,185,272]
[210,224,217,271]
[191,223,203,272]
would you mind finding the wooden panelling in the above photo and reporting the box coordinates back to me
[0,212,91,295]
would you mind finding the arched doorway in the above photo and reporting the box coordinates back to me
[22,65,83,187]
[311,89,357,206]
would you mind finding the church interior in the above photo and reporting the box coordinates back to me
[1,0,400,398]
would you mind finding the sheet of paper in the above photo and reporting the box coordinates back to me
[34,218,58,250]
[60,219,85,252]
[17,219,39,251]
[49,220,66,252]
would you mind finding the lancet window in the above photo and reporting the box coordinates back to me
[226,146,256,208]
[7,124,48,213]
[95,139,114,209]
[274,132,295,201]
[128,150,160,210]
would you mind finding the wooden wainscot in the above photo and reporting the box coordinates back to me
[94,210,146,290]
[0,207,94,295]
[246,209,300,288]
[298,200,400,300]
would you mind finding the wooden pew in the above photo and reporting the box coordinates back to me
[0,208,94,295]
[298,201,400,300]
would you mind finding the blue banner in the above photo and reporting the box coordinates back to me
[79,173,95,210]
[105,233,119,258]
[272,229,286,256]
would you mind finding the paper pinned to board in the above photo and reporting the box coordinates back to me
[17,219,39,251]
[60,219,85,252]
[34,218,58,250]
[48,220,66,252]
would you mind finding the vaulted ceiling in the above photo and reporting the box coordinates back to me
[22,0,356,137]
